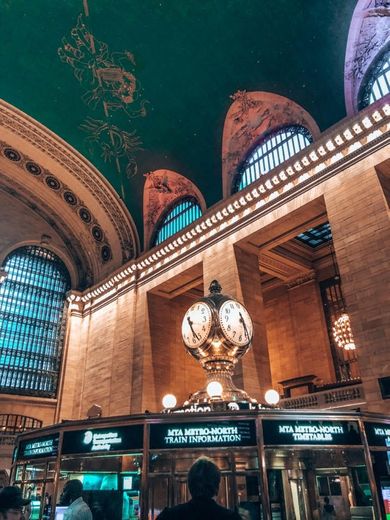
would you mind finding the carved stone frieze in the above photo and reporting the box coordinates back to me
[221,91,320,197]
[344,0,390,114]
[286,271,316,289]
[143,169,206,249]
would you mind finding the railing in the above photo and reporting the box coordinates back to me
[0,414,42,445]
[280,381,365,410]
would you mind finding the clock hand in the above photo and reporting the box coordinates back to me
[239,311,249,340]
[187,316,200,339]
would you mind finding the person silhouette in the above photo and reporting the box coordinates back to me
[322,496,336,518]
[156,456,242,519]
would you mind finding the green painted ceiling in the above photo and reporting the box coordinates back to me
[0,0,357,244]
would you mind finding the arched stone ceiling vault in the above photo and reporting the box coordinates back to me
[0,100,139,287]
[0,1,358,244]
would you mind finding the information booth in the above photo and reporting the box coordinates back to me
[11,410,390,520]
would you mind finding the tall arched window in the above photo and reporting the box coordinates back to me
[0,246,70,397]
[359,48,390,109]
[233,125,312,192]
[154,197,202,246]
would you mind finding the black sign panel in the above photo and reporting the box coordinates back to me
[150,420,257,449]
[18,433,59,460]
[262,419,362,446]
[62,425,143,455]
[364,422,390,447]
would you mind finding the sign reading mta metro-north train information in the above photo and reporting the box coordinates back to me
[262,420,362,446]
[150,421,257,449]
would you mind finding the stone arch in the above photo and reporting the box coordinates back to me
[222,91,320,197]
[0,99,140,287]
[143,169,206,249]
[344,0,390,115]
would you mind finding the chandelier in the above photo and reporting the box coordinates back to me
[329,243,356,351]
[332,313,356,350]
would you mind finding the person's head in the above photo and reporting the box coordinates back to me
[188,457,221,499]
[324,496,330,505]
[60,480,83,506]
[0,486,30,520]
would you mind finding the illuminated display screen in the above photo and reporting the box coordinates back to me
[150,420,257,449]
[18,433,59,459]
[62,425,143,454]
[262,420,362,446]
[364,422,390,447]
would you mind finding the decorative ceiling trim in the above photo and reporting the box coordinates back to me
[345,0,390,115]
[0,141,112,265]
[0,99,140,263]
[222,91,320,197]
[69,100,390,311]
[143,169,207,249]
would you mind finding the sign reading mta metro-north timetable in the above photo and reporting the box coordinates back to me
[262,420,362,446]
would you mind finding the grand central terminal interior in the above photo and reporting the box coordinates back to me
[0,1,389,519]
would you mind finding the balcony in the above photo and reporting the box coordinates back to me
[279,378,365,410]
[0,414,42,446]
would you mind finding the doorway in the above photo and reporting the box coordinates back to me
[147,449,262,519]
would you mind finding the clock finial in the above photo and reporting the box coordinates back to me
[209,279,222,294]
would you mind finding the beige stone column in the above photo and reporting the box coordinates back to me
[325,166,390,412]
[130,288,157,413]
[203,242,272,402]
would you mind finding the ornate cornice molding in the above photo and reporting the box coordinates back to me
[286,271,316,289]
[0,99,139,263]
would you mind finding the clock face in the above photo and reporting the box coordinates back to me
[181,302,213,348]
[219,300,253,346]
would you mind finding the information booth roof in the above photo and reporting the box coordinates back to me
[14,408,390,458]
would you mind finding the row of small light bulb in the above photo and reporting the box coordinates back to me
[162,382,280,409]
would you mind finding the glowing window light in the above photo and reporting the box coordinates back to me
[154,197,202,246]
[332,313,356,351]
[0,246,70,396]
[235,125,312,192]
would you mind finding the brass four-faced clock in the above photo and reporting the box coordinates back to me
[218,300,253,347]
[181,280,253,363]
[180,280,255,405]
[182,302,213,349]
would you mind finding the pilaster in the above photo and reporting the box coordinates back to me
[325,166,390,412]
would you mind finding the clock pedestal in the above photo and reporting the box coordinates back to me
[188,359,253,404]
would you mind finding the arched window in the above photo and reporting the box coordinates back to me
[0,246,70,397]
[233,125,313,192]
[154,197,202,246]
[359,47,390,109]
